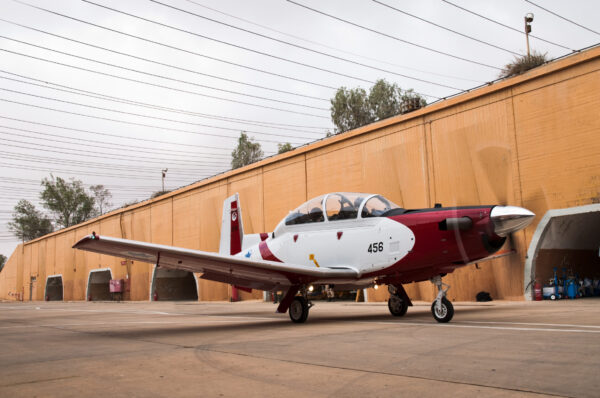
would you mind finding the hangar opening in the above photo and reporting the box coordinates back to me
[45,275,63,301]
[151,267,198,301]
[525,204,600,299]
[87,269,112,301]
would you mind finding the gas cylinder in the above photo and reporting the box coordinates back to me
[534,281,543,301]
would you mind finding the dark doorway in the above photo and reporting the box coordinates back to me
[87,270,112,301]
[45,276,63,301]
[151,267,198,301]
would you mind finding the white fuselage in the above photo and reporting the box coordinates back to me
[241,217,416,277]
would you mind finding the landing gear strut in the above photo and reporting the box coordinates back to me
[430,275,454,323]
[288,286,313,323]
[387,284,411,317]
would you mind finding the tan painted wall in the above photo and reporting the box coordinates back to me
[1,46,599,302]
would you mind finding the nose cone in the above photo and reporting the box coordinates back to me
[490,206,535,237]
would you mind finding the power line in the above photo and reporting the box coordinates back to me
[0,85,315,142]
[524,0,600,36]
[0,176,183,192]
[0,38,329,115]
[146,0,462,91]
[181,0,483,84]
[0,177,183,194]
[0,18,330,103]
[440,0,574,51]
[78,0,390,88]
[0,137,230,169]
[372,0,519,55]
[0,124,231,160]
[10,0,340,91]
[0,115,242,153]
[0,71,327,132]
[0,149,229,177]
[0,97,309,145]
[0,161,213,182]
[286,0,501,70]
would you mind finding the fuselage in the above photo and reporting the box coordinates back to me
[238,193,518,287]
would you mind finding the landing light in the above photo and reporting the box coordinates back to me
[308,285,314,292]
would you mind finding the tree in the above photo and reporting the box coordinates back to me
[40,175,95,228]
[90,184,112,215]
[8,200,53,241]
[0,254,7,273]
[277,142,293,154]
[500,51,548,78]
[231,132,264,169]
[330,79,427,133]
[330,86,372,134]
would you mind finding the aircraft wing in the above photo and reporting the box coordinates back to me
[73,234,359,291]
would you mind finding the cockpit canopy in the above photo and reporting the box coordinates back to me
[284,192,402,226]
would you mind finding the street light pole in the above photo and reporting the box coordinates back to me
[524,13,534,57]
[161,168,168,192]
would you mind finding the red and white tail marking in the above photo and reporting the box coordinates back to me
[219,194,244,256]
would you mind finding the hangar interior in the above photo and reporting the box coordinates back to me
[533,207,600,294]
[45,276,63,301]
[151,267,198,301]
[87,269,112,301]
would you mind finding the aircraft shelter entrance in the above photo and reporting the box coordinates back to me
[150,266,198,301]
[525,204,600,299]
[87,269,112,301]
[44,275,63,301]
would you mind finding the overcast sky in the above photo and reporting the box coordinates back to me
[0,0,598,257]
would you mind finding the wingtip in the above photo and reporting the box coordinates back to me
[72,232,99,249]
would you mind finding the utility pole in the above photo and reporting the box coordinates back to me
[161,168,168,192]
[524,13,534,57]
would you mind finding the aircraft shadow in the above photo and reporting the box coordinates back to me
[92,305,502,340]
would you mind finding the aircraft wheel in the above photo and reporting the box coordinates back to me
[289,296,309,323]
[431,297,454,323]
[388,296,408,317]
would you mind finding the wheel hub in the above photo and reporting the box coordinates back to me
[434,303,447,318]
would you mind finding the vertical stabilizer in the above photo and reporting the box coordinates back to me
[219,193,244,255]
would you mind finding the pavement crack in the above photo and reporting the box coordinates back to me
[0,375,79,387]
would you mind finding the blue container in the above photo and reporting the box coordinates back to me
[567,280,577,299]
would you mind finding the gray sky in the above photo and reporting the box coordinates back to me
[1,0,598,257]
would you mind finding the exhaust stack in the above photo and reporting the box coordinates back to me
[490,206,535,237]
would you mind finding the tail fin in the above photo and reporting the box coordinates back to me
[219,193,244,255]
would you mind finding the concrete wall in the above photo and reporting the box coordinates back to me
[2,46,599,302]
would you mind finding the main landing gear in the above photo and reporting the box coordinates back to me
[387,284,410,317]
[430,275,454,323]
[278,286,313,323]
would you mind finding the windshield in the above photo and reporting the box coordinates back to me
[361,195,401,217]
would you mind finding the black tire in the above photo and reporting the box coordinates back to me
[388,296,408,317]
[431,297,454,323]
[289,296,309,323]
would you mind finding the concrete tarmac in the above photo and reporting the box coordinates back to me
[1,299,599,397]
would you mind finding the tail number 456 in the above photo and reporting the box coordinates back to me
[367,242,384,253]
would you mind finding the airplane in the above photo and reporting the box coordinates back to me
[73,192,534,323]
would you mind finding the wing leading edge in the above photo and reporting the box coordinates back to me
[73,234,359,291]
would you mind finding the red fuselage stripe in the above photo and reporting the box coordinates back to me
[259,241,283,262]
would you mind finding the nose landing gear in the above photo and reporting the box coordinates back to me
[430,275,454,323]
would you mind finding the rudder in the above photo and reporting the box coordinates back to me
[219,193,244,255]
